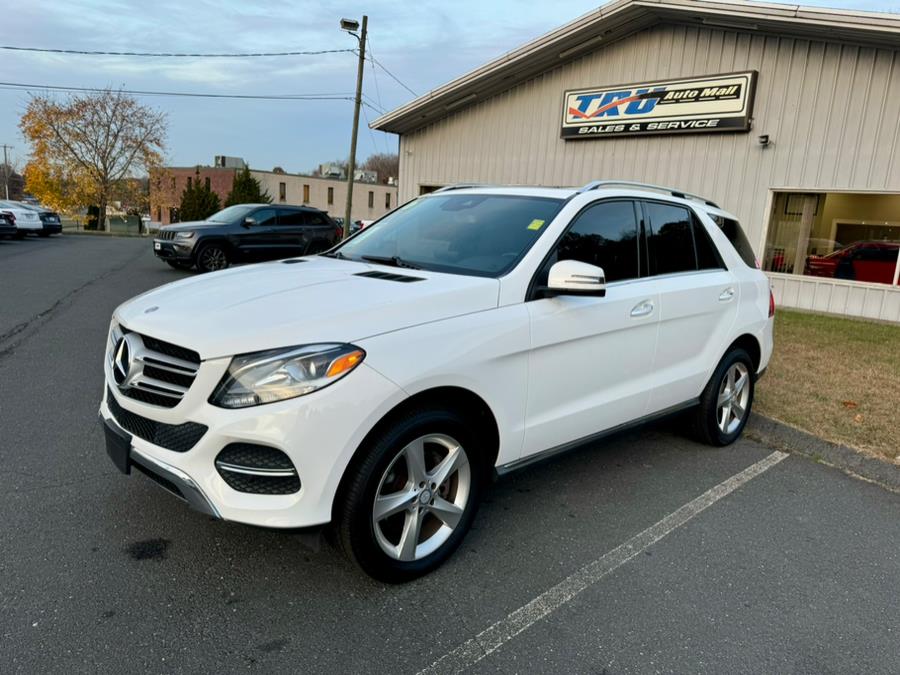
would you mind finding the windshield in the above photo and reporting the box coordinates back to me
[207,205,256,222]
[334,193,564,277]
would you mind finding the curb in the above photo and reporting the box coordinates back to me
[745,415,900,492]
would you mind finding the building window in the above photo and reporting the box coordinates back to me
[279,182,286,202]
[368,191,374,209]
[156,207,161,221]
[328,187,334,205]
[385,193,391,209]
[303,184,310,203]
[763,191,900,287]
[171,177,176,190]
[205,176,210,190]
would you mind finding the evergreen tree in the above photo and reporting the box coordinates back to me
[224,166,271,206]
[179,169,221,221]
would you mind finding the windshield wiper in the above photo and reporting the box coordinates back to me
[322,250,349,259]
[360,255,421,270]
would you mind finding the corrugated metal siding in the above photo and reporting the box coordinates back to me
[398,23,900,321]
[769,273,900,322]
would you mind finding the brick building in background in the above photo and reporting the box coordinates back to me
[150,162,398,226]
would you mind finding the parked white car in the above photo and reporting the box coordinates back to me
[99,181,774,581]
[0,200,42,237]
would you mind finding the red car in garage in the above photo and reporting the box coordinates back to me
[805,241,900,284]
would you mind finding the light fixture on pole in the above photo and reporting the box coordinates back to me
[340,15,368,239]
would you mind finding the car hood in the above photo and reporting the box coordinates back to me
[115,257,500,359]
[160,220,225,233]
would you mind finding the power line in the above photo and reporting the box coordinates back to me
[0,81,356,101]
[365,36,384,112]
[0,45,355,58]
[366,54,418,98]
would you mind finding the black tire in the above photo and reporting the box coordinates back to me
[304,239,329,255]
[334,407,486,583]
[689,347,755,446]
[166,260,193,270]
[38,231,50,238]
[195,243,229,273]
[14,231,26,240]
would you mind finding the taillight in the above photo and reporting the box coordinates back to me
[769,288,776,317]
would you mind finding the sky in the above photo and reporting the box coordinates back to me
[1,0,897,175]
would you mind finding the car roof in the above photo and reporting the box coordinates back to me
[425,185,740,221]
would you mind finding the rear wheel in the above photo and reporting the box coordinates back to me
[195,243,229,273]
[14,231,26,240]
[335,407,485,582]
[690,348,755,446]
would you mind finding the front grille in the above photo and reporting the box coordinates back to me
[215,443,301,495]
[107,387,207,452]
[107,326,201,408]
[158,230,177,240]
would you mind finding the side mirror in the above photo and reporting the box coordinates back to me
[242,216,257,227]
[543,260,606,297]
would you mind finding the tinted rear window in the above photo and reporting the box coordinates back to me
[645,202,696,275]
[711,215,757,268]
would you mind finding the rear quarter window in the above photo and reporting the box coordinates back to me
[711,214,758,268]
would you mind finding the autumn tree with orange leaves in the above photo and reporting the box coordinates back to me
[20,89,166,227]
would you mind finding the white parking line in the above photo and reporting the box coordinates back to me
[420,450,789,675]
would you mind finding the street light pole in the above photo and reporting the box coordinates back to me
[342,15,367,239]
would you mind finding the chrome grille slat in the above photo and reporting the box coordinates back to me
[130,376,189,397]
[139,355,200,375]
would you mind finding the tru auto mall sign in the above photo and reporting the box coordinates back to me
[562,71,757,139]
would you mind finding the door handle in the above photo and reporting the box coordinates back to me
[719,287,736,302]
[630,300,654,317]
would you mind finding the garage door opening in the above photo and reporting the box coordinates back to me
[763,192,900,287]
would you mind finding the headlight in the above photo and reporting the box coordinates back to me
[175,231,195,240]
[210,343,365,408]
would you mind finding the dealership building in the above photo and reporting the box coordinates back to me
[373,0,900,322]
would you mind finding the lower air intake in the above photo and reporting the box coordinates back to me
[215,443,301,495]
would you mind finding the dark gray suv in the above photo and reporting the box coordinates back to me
[154,204,341,273]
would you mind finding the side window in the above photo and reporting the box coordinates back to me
[692,215,725,270]
[555,201,640,282]
[711,214,757,268]
[252,208,277,227]
[307,212,328,226]
[277,209,305,226]
[645,202,696,275]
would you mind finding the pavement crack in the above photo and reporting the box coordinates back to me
[0,245,146,362]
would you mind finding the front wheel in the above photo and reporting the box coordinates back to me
[690,348,755,446]
[195,243,229,273]
[334,408,485,582]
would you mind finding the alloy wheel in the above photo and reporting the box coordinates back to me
[200,247,227,271]
[372,433,471,562]
[717,362,750,434]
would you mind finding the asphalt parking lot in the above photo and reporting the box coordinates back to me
[2,234,899,674]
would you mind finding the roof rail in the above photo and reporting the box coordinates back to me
[577,180,719,208]
[431,183,495,193]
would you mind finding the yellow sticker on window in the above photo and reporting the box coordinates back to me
[527,219,545,231]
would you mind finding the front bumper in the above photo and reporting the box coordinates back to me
[153,238,195,261]
[101,413,221,517]
[99,354,406,528]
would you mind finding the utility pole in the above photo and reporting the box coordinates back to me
[1,144,11,200]
[342,15,367,239]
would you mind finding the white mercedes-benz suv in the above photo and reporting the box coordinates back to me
[100,181,774,581]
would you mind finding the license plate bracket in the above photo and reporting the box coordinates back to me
[102,417,132,474]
